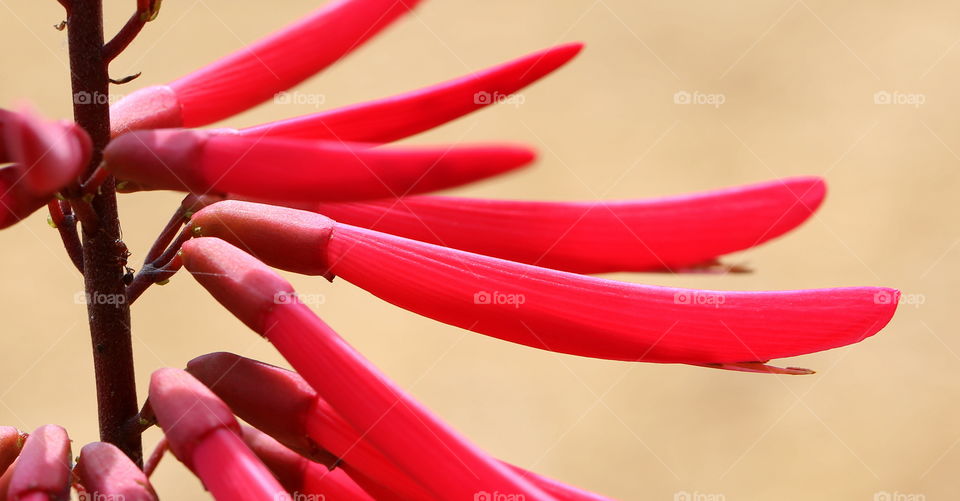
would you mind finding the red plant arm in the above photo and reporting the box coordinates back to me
[110,0,422,132]
[239,42,583,143]
[188,352,616,501]
[189,201,899,367]
[103,130,534,201]
[181,238,555,500]
[262,176,825,274]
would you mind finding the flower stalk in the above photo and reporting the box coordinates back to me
[67,0,142,465]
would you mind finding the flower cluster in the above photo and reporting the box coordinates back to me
[0,0,899,499]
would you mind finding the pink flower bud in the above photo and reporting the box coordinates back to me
[103,129,535,200]
[149,368,286,501]
[6,425,71,501]
[74,442,158,501]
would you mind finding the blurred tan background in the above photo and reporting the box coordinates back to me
[1,0,957,499]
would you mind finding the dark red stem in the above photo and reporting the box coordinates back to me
[67,0,142,465]
[103,12,145,63]
[48,200,84,273]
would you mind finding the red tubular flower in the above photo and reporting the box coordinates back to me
[187,352,614,501]
[0,109,91,229]
[238,42,584,143]
[102,129,534,201]
[181,238,554,500]
[0,427,25,477]
[148,368,286,501]
[111,0,421,132]
[240,426,376,501]
[189,200,899,367]
[268,176,825,274]
[74,443,158,501]
[6,425,71,501]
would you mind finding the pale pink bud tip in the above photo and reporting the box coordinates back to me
[75,443,158,501]
[148,368,241,467]
[7,425,72,501]
[109,85,183,135]
[149,368,286,501]
[104,129,534,200]
[179,238,297,332]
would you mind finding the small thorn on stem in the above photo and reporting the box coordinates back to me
[54,21,68,31]
[110,72,142,85]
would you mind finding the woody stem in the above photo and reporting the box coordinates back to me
[67,0,143,465]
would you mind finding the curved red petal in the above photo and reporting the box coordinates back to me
[241,426,375,501]
[191,201,899,365]
[239,42,584,142]
[270,176,824,273]
[103,130,534,200]
[180,239,553,499]
[171,0,421,126]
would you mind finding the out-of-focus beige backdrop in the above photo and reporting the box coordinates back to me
[0,1,957,499]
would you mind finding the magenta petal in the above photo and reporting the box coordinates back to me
[7,425,71,501]
[241,426,375,501]
[188,352,613,500]
[103,130,534,200]
[187,353,437,500]
[181,239,553,499]
[239,42,584,143]
[74,443,158,501]
[272,176,824,273]
[191,201,899,365]
[148,368,286,501]
[113,0,421,129]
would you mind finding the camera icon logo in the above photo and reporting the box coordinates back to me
[474,91,492,105]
